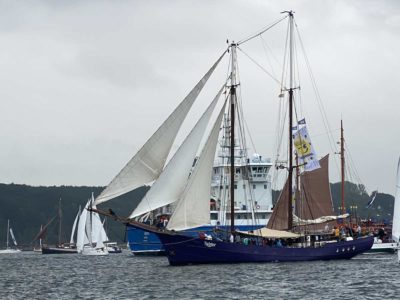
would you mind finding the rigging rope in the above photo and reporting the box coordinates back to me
[238,15,288,45]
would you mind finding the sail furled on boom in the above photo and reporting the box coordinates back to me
[167,99,227,231]
[129,84,226,219]
[94,52,226,205]
[392,157,400,242]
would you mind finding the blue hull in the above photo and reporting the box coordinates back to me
[127,224,264,255]
[154,232,374,265]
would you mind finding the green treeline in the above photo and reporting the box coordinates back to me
[0,183,148,248]
[0,182,394,247]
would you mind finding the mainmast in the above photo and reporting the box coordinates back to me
[287,11,294,230]
[229,42,238,234]
[340,120,345,215]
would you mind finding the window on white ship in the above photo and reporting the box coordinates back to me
[236,168,240,174]
[264,184,267,189]
[234,185,237,189]
[253,184,256,189]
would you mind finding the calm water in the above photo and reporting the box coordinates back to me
[0,251,399,299]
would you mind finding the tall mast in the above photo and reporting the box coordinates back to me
[287,11,294,230]
[340,119,345,215]
[229,42,237,234]
[58,198,62,246]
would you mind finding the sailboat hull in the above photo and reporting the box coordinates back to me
[126,224,265,255]
[41,247,77,254]
[154,232,374,265]
[0,249,21,254]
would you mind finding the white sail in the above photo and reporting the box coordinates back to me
[392,157,400,242]
[96,229,105,249]
[69,206,81,244]
[91,212,108,243]
[94,54,225,205]
[129,85,225,219]
[9,228,17,246]
[167,99,227,231]
[76,200,90,252]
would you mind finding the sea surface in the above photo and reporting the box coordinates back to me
[0,251,399,299]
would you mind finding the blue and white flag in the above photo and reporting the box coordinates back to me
[292,125,320,172]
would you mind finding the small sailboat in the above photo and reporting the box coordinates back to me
[102,219,122,254]
[0,220,21,254]
[77,196,108,256]
[40,199,78,254]
[367,160,400,253]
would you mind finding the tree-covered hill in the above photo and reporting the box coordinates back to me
[0,181,394,248]
[0,183,148,248]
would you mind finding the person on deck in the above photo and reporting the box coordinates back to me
[334,226,340,241]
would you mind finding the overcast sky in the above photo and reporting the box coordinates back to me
[0,0,399,195]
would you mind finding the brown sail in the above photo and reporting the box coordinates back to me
[267,179,290,230]
[267,155,333,231]
[299,155,333,219]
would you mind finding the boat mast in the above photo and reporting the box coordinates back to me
[58,198,62,246]
[287,11,294,230]
[229,42,238,235]
[340,119,345,215]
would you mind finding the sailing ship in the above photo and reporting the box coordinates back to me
[126,142,274,255]
[77,196,108,256]
[92,11,375,265]
[0,220,21,254]
[38,199,79,254]
[91,45,274,254]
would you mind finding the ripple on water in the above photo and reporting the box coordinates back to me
[0,252,400,299]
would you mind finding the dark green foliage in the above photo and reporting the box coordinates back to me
[330,181,394,222]
[0,181,394,246]
[272,181,394,222]
[0,183,148,247]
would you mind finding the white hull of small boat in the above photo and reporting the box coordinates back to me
[0,249,21,254]
[367,242,399,253]
[82,246,108,256]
